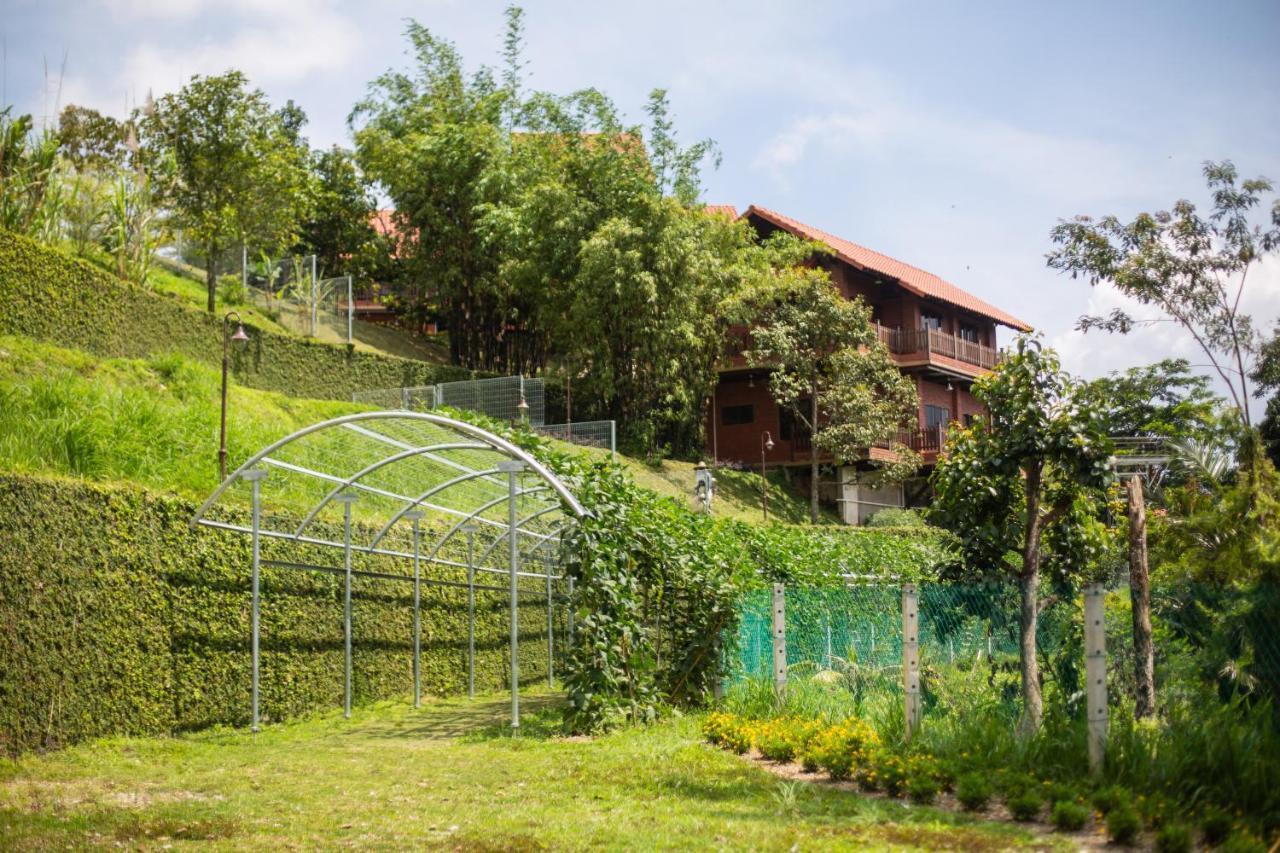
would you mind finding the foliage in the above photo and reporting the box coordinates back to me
[931,335,1113,732]
[57,104,129,170]
[743,264,919,521]
[955,772,994,810]
[0,230,472,403]
[298,145,383,281]
[1253,326,1280,470]
[866,507,928,528]
[1048,160,1279,438]
[0,107,62,238]
[1106,802,1143,845]
[1155,822,1193,853]
[1006,790,1043,822]
[141,71,314,312]
[1050,800,1089,831]
[0,474,555,755]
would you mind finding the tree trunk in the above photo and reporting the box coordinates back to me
[809,390,820,524]
[1017,461,1045,738]
[1126,474,1156,719]
[205,241,218,314]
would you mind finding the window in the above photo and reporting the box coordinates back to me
[778,401,810,440]
[958,324,980,344]
[964,413,976,427]
[721,404,754,426]
[920,312,943,331]
[924,404,950,428]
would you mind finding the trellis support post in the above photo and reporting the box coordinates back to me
[497,460,525,731]
[405,510,425,709]
[772,583,786,695]
[546,569,554,688]
[244,468,267,733]
[337,492,359,719]
[903,583,921,741]
[463,525,477,700]
[1085,583,1108,775]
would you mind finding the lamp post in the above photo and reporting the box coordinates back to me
[760,430,774,521]
[219,312,250,481]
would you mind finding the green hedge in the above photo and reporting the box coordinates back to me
[0,474,560,755]
[0,231,473,401]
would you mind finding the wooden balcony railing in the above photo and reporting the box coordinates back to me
[876,325,998,370]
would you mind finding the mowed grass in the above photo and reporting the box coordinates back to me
[0,695,1054,851]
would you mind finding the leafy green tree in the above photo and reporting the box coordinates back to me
[744,264,919,523]
[141,71,313,312]
[1048,161,1279,459]
[1253,328,1280,470]
[57,105,127,170]
[931,337,1112,734]
[299,146,380,280]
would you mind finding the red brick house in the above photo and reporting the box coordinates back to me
[707,205,1032,523]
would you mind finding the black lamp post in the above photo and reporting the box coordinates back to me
[760,430,775,521]
[219,311,249,481]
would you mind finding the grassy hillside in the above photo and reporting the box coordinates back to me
[0,333,821,521]
[0,230,473,403]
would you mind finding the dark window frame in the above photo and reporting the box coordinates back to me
[721,404,755,426]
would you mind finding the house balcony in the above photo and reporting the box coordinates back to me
[876,325,998,376]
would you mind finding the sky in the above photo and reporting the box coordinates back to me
[4,0,1279,397]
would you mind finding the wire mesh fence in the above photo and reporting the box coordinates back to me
[534,420,616,456]
[351,385,438,411]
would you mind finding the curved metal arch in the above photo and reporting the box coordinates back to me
[293,442,489,537]
[421,485,552,568]
[369,468,502,547]
[191,411,586,528]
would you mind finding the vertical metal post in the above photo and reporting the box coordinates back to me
[546,569,554,688]
[346,275,354,344]
[310,255,318,337]
[497,460,524,730]
[1084,583,1108,775]
[405,510,424,709]
[824,612,833,669]
[464,526,476,699]
[244,468,266,732]
[609,420,616,459]
[902,583,921,741]
[337,493,358,718]
[566,576,575,648]
[241,245,247,295]
[771,583,786,695]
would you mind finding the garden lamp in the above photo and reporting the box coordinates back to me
[761,431,774,521]
[219,311,249,481]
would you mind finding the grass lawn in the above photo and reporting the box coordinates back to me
[0,695,1055,851]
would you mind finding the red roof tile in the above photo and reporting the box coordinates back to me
[703,204,739,219]
[744,205,1032,332]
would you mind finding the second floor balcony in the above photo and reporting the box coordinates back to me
[876,325,998,372]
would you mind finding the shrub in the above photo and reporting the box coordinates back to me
[1107,804,1143,846]
[1201,809,1233,846]
[808,719,879,781]
[867,749,910,797]
[755,717,820,763]
[217,273,247,306]
[1091,785,1131,816]
[1051,800,1089,832]
[701,712,738,748]
[955,773,993,811]
[1007,790,1043,822]
[1219,831,1267,853]
[907,775,939,805]
[1154,822,1192,853]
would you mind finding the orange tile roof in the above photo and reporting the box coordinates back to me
[703,204,739,219]
[744,205,1032,332]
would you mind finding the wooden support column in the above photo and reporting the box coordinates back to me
[1084,583,1108,775]
[772,583,787,695]
[902,583,921,740]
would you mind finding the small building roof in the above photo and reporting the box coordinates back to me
[744,205,1032,332]
[703,204,739,219]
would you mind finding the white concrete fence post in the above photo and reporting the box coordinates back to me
[1084,582,1108,775]
[772,583,787,695]
[902,583,921,741]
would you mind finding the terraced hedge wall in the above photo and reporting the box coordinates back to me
[0,231,473,401]
[0,475,560,755]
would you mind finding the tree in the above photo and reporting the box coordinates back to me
[744,263,920,523]
[1048,161,1279,460]
[57,105,127,170]
[142,72,312,312]
[0,107,61,238]
[931,336,1112,734]
[1253,328,1280,470]
[299,146,380,280]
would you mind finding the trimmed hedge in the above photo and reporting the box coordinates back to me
[0,230,473,401]
[0,474,559,755]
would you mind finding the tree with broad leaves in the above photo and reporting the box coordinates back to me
[744,262,920,524]
[141,71,313,313]
[931,336,1113,735]
[1047,160,1279,456]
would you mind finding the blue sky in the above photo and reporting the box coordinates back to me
[5,0,1279,390]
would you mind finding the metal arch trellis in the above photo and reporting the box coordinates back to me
[190,411,585,733]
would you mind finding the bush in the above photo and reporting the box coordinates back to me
[1051,800,1089,831]
[866,507,927,528]
[1220,831,1267,853]
[754,717,820,763]
[1091,785,1131,816]
[1107,804,1143,846]
[1201,809,1233,846]
[955,773,993,811]
[1154,822,1192,853]
[217,273,247,306]
[808,719,879,781]
[1007,790,1043,822]
[907,776,939,805]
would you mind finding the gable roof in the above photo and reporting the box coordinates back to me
[744,205,1032,332]
[703,204,739,219]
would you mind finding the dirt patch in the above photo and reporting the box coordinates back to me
[1,779,221,814]
[740,750,1153,851]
